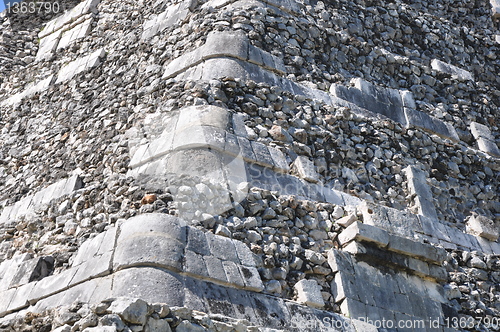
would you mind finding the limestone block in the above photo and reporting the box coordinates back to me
[204,31,249,61]
[8,282,36,311]
[113,214,186,271]
[388,234,446,264]
[470,122,495,140]
[321,188,345,206]
[403,166,438,219]
[172,125,226,152]
[384,206,423,238]
[40,0,99,38]
[111,268,185,307]
[0,253,33,292]
[327,249,355,275]
[0,205,13,225]
[204,256,228,283]
[431,59,473,81]
[200,58,251,81]
[205,232,239,263]
[248,45,264,67]
[0,288,16,314]
[428,264,448,282]
[186,227,210,256]
[222,261,245,287]
[57,18,93,50]
[176,105,229,131]
[28,267,79,304]
[400,90,416,109]
[466,215,498,241]
[56,48,105,84]
[292,156,319,183]
[491,0,500,18]
[267,146,289,173]
[236,136,256,162]
[9,256,54,288]
[224,132,241,157]
[404,108,460,142]
[250,141,275,169]
[232,240,255,267]
[114,228,185,272]
[232,113,247,137]
[71,251,112,284]
[294,279,324,308]
[339,298,367,319]
[338,221,389,247]
[36,30,61,61]
[477,137,500,157]
[184,250,209,278]
[238,265,264,292]
[333,78,407,125]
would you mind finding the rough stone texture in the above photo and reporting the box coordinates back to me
[430,59,474,81]
[294,279,324,309]
[0,0,499,330]
[466,214,499,241]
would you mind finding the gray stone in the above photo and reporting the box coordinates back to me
[476,137,500,157]
[107,298,149,326]
[431,59,473,81]
[204,256,227,283]
[8,282,36,311]
[404,166,438,219]
[186,227,210,256]
[251,141,275,169]
[56,49,106,84]
[493,0,500,17]
[338,221,389,247]
[205,232,239,263]
[232,240,255,267]
[292,156,319,183]
[222,261,245,287]
[470,122,495,141]
[404,108,459,142]
[294,279,324,309]
[327,249,355,275]
[111,268,185,306]
[184,250,209,279]
[238,265,264,292]
[339,298,367,319]
[466,214,498,241]
[176,320,206,332]
[28,267,79,304]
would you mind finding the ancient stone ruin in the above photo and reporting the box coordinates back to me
[0,0,499,330]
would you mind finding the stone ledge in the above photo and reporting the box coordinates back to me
[404,108,459,142]
[1,266,366,331]
[0,175,83,226]
[162,31,285,80]
[55,48,106,84]
[431,59,473,81]
[39,0,100,39]
[0,213,267,317]
[338,221,447,266]
[141,0,193,40]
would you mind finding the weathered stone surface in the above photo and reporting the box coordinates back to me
[292,156,319,183]
[56,48,106,84]
[431,59,473,81]
[404,108,459,142]
[404,166,438,219]
[338,221,390,247]
[294,279,324,309]
[107,298,149,325]
[466,214,499,241]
